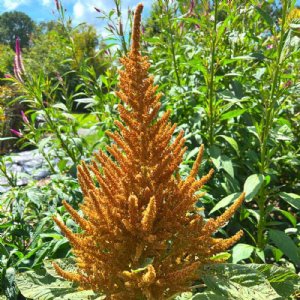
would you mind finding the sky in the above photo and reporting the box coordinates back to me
[0,0,153,35]
[0,0,299,35]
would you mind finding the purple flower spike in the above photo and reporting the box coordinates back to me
[14,37,25,82]
[10,129,23,138]
[4,74,12,79]
[188,0,196,15]
[14,56,24,82]
[15,37,21,56]
[54,0,60,11]
[94,7,102,13]
[21,111,29,124]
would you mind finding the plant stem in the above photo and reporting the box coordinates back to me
[114,0,128,54]
[165,1,181,87]
[208,1,218,146]
[43,108,78,164]
[256,0,288,252]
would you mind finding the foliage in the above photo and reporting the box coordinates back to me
[24,26,70,78]
[0,0,300,299]
[0,11,35,49]
[143,0,300,267]
[0,174,81,298]
[51,5,245,299]
[15,260,300,300]
[0,44,14,78]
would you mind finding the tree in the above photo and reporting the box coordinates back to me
[0,44,14,78]
[0,11,35,49]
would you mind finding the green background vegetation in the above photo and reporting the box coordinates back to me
[0,0,299,299]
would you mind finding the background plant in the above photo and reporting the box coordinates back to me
[0,0,299,299]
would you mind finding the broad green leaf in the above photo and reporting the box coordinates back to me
[192,292,227,299]
[210,193,241,215]
[0,137,16,142]
[232,243,254,263]
[279,192,300,210]
[255,248,265,263]
[200,264,281,299]
[0,241,9,257]
[3,267,18,300]
[217,135,239,155]
[211,252,231,261]
[16,269,104,300]
[221,157,234,178]
[276,209,297,227]
[254,6,274,28]
[219,109,246,121]
[174,292,193,299]
[52,103,68,111]
[247,264,300,298]
[44,258,76,278]
[253,67,266,80]
[269,230,300,267]
[186,147,199,161]
[243,174,264,202]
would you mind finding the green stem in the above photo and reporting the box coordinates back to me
[43,108,78,165]
[208,1,218,146]
[165,1,181,87]
[0,165,17,187]
[115,0,128,54]
[256,0,288,253]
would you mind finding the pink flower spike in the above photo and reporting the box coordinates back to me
[20,111,29,124]
[15,37,21,56]
[54,0,60,11]
[4,74,12,78]
[188,0,195,15]
[15,37,25,74]
[13,56,24,83]
[10,129,23,138]
[267,44,273,49]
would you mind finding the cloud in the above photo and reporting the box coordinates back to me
[73,0,85,19]
[42,0,51,6]
[2,0,30,10]
[71,0,152,35]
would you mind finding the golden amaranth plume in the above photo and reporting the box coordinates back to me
[53,3,244,299]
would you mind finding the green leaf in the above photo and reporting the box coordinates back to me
[247,264,300,298]
[269,230,300,267]
[276,209,297,227]
[221,157,234,178]
[279,192,300,210]
[210,193,241,215]
[3,267,18,300]
[243,174,264,202]
[219,109,246,121]
[16,267,104,300]
[232,243,254,263]
[0,241,9,257]
[174,292,193,299]
[255,248,265,263]
[211,252,231,261]
[199,264,281,299]
[217,135,239,156]
[186,147,199,161]
[52,103,68,112]
[254,5,274,28]
[192,293,227,300]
